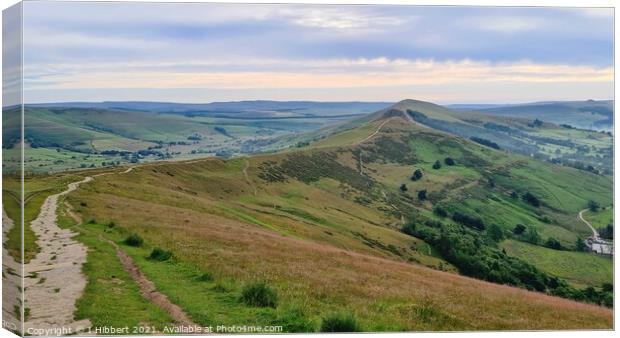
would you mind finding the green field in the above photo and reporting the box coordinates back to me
[500,239,613,288]
[5,99,613,331]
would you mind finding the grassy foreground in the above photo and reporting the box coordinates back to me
[63,157,612,331]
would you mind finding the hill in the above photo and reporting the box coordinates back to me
[3,102,390,173]
[9,99,609,331]
[449,100,613,131]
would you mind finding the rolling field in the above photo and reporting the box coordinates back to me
[500,239,612,288]
[63,161,612,330]
[4,99,613,331]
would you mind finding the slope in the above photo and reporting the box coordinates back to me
[56,101,612,330]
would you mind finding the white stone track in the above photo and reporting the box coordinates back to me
[23,177,92,334]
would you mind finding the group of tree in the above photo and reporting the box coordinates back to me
[512,224,542,244]
[598,224,613,240]
[451,211,485,230]
[470,137,500,150]
[522,192,541,207]
[401,217,612,307]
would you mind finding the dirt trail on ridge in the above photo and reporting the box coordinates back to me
[23,177,92,333]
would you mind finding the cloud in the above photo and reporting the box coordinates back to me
[24,58,612,92]
[19,3,613,103]
[462,16,546,33]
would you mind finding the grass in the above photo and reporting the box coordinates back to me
[240,282,278,308]
[3,173,82,262]
[20,109,613,331]
[320,312,359,332]
[500,239,613,288]
[123,234,144,247]
[68,166,613,330]
[56,212,175,329]
[584,207,613,230]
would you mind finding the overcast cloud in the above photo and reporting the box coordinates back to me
[20,2,613,104]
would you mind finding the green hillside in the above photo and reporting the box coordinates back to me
[463,100,613,131]
[6,99,613,331]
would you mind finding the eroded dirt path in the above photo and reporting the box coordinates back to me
[357,118,390,145]
[23,177,92,333]
[579,208,599,237]
[242,159,257,197]
[64,167,198,327]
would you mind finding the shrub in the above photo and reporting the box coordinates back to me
[545,237,563,250]
[275,306,316,332]
[433,206,448,217]
[195,272,214,282]
[522,192,540,207]
[320,312,359,332]
[575,237,588,252]
[452,211,485,230]
[417,189,427,200]
[444,157,455,166]
[399,184,408,192]
[123,234,144,247]
[432,160,442,169]
[240,282,278,308]
[106,221,116,228]
[588,200,600,212]
[411,169,423,181]
[524,228,541,245]
[148,248,172,261]
[513,224,526,235]
[470,136,500,150]
[487,224,504,242]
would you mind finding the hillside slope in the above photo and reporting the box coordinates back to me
[60,101,612,330]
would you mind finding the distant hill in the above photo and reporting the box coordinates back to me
[449,100,613,131]
[29,100,392,117]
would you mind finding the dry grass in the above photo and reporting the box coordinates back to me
[67,157,613,331]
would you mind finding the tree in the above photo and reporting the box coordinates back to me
[575,237,588,252]
[444,157,455,166]
[434,206,447,217]
[545,237,563,250]
[513,224,526,235]
[598,224,613,240]
[524,228,541,245]
[488,224,504,242]
[411,169,423,181]
[432,160,442,170]
[588,200,600,212]
[417,189,427,200]
[399,184,408,192]
[522,192,540,207]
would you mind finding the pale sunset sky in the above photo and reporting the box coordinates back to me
[9,2,615,104]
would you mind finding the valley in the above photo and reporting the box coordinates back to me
[2,99,613,332]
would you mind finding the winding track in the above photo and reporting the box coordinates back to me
[16,164,196,334]
[23,177,92,333]
[578,208,599,238]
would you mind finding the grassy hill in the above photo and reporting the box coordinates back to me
[4,103,388,173]
[450,100,613,131]
[5,99,612,331]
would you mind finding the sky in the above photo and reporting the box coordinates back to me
[11,2,615,104]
